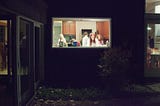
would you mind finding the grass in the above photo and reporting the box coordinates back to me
[35,87,109,101]
[122,84,159,97]
[33,83,160,106]
[35,83,160,101]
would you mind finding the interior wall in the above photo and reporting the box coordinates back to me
[76,21,96,41]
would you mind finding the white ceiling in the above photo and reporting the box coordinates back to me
[53,18,110,22]
[146,0,160,3]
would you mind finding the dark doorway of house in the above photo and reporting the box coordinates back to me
[0,19,13,106]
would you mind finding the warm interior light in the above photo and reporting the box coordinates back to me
[155,5,160,13]
[147,26,152,30]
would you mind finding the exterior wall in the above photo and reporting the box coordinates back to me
[0,0,47,106]
[0,0,47,23]
[45,0,145,87]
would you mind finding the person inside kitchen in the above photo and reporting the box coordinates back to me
[148,35,154,48]
[57,33,67,47]
[82,31,89,47]
[95,31,104,46]
[89,33,96,47]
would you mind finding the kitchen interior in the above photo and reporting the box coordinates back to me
[52,18,111,48]
[146,0,160,71]
[147,23,160,70]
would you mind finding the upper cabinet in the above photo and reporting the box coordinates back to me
[96,21,110,39]
[96,22,103,35]
[103,21,110,39]
[62,21,76,35]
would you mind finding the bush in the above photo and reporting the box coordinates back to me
[98,47,132,92]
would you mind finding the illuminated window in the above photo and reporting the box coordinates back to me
[155,5,160,13]
[52,17,111,48]
[146,0,160,14]
[145,0,160,77]
[0,20,8,75]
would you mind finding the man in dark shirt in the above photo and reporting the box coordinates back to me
[149,36,154,48]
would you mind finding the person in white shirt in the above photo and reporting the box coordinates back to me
[82,32,89,47]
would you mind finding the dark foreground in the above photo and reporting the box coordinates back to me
[32,96,160,106]
[30,83,160,106]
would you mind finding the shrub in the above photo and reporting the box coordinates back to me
[98,47,132,92]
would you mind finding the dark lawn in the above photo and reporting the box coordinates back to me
[31,83,160,106]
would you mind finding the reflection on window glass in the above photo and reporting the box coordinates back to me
[52,18,111,48]
[35,27,40,82]
[146,23,160,70]
[146,0,160,13]
[19,19,30,94]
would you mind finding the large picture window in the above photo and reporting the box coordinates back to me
[52,17,111,48]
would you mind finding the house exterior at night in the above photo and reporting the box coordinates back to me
[45,0,145,87]
[1,0,160,106]
[0,0,46,105]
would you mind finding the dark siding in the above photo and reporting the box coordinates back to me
[0,0,47,23]
[45,0,145,87]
